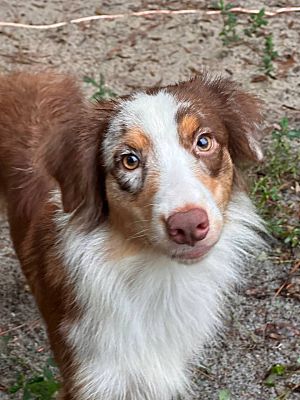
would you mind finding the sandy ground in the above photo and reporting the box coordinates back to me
[0,1,299,399]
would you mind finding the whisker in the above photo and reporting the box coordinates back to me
[127,233,148,241]
[126,227,150,241]
[13,166,34,173]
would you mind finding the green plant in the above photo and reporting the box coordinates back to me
[251,118,300,248]
[262,34,278,76]
[264,364,286,387]
[9,359,60,399]
[83,74,116,101]
[216,1,240,45]
[244,8,268,36]
[219,388,231,400]
[264,362,300,399]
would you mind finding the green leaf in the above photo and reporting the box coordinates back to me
[46,357,57,368]
[225,3,235,11]
[43,366,54,380]
[8,361,61,399]
[265,363,286,387]
[287,129,300,139]
[219,388,231,400]
[271,364,286,376]
[23,386,32,400]
[8,373,25,393]
[84,74,116,100]
[0,334,12,345]
[83,76,98,86]
[27,375,44,385]
[265,373,276,387]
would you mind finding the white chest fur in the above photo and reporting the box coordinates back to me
[55,193,263,400]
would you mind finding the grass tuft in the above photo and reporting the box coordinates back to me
[8,358,60,399]
[262,34,278,76]
[251,117,300,248]
[244,8,268,37]
[218,388,231,400]
[215,1,240,45]
[264,364,286,388]
[214,4,279,77]
[83,74,116,100]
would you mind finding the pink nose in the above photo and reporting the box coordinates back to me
[166,208,209,246]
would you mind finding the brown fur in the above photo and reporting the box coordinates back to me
[106,168,159,246]
[0,72,111,398]
[178,114,200,146]
[197,149,234,212]
[179,118,234,211]
[123,127,151,152]
[0,71,263,399]
[170,74,263,164]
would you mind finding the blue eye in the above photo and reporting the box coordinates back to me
[196,135,213,151]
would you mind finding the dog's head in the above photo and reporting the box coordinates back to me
[46,75,263,263]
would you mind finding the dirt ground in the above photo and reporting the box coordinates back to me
[0,1,299,399]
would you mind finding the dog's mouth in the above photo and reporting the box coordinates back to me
[168,230,222,264]
[171,243,214,263]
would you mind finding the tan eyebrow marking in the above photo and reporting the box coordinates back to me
[124,127,151,152]
[178,114,200,148]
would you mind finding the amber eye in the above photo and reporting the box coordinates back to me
[122,154,140,170]
[196,135,213,152]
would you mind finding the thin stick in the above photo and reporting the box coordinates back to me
[274,282,287,298]
[0,7,299,30]
[0,319,40,336]
[273,260,300,298]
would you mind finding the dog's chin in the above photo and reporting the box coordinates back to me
[165,233,223,264]
[170,245,214,265]
[149,232,221,265]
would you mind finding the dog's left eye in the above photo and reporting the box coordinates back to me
[196,135,213,152]
[122,154,140,170]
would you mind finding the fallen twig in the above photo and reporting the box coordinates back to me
[0,7,299,30]
[0,319,40,336]
[274,260,300,298]
[274,282,287,298]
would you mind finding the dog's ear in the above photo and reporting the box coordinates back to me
[40,74,116,224]
[43,109,103,218]
[209,77,264,164]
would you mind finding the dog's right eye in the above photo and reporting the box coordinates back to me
[122,154,140,170]
[196,135,213,152]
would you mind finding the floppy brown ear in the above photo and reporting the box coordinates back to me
[44,111,102,216]
[222,83,263,163]
[206,76,264,164]
[224,88,263,163]
[39,73,116,224]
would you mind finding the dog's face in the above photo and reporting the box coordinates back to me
[46,75,263,263]
[103,91,230,262]
[100,78,263,262]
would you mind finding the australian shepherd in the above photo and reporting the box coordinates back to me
[0,72,265,399]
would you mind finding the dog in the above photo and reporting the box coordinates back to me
[0,71,265,400]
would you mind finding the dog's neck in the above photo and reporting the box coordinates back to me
[53,190,264,400]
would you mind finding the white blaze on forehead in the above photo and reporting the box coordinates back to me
[109,90,181,141]
[104,91,180,168]
[124,91,180,136]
